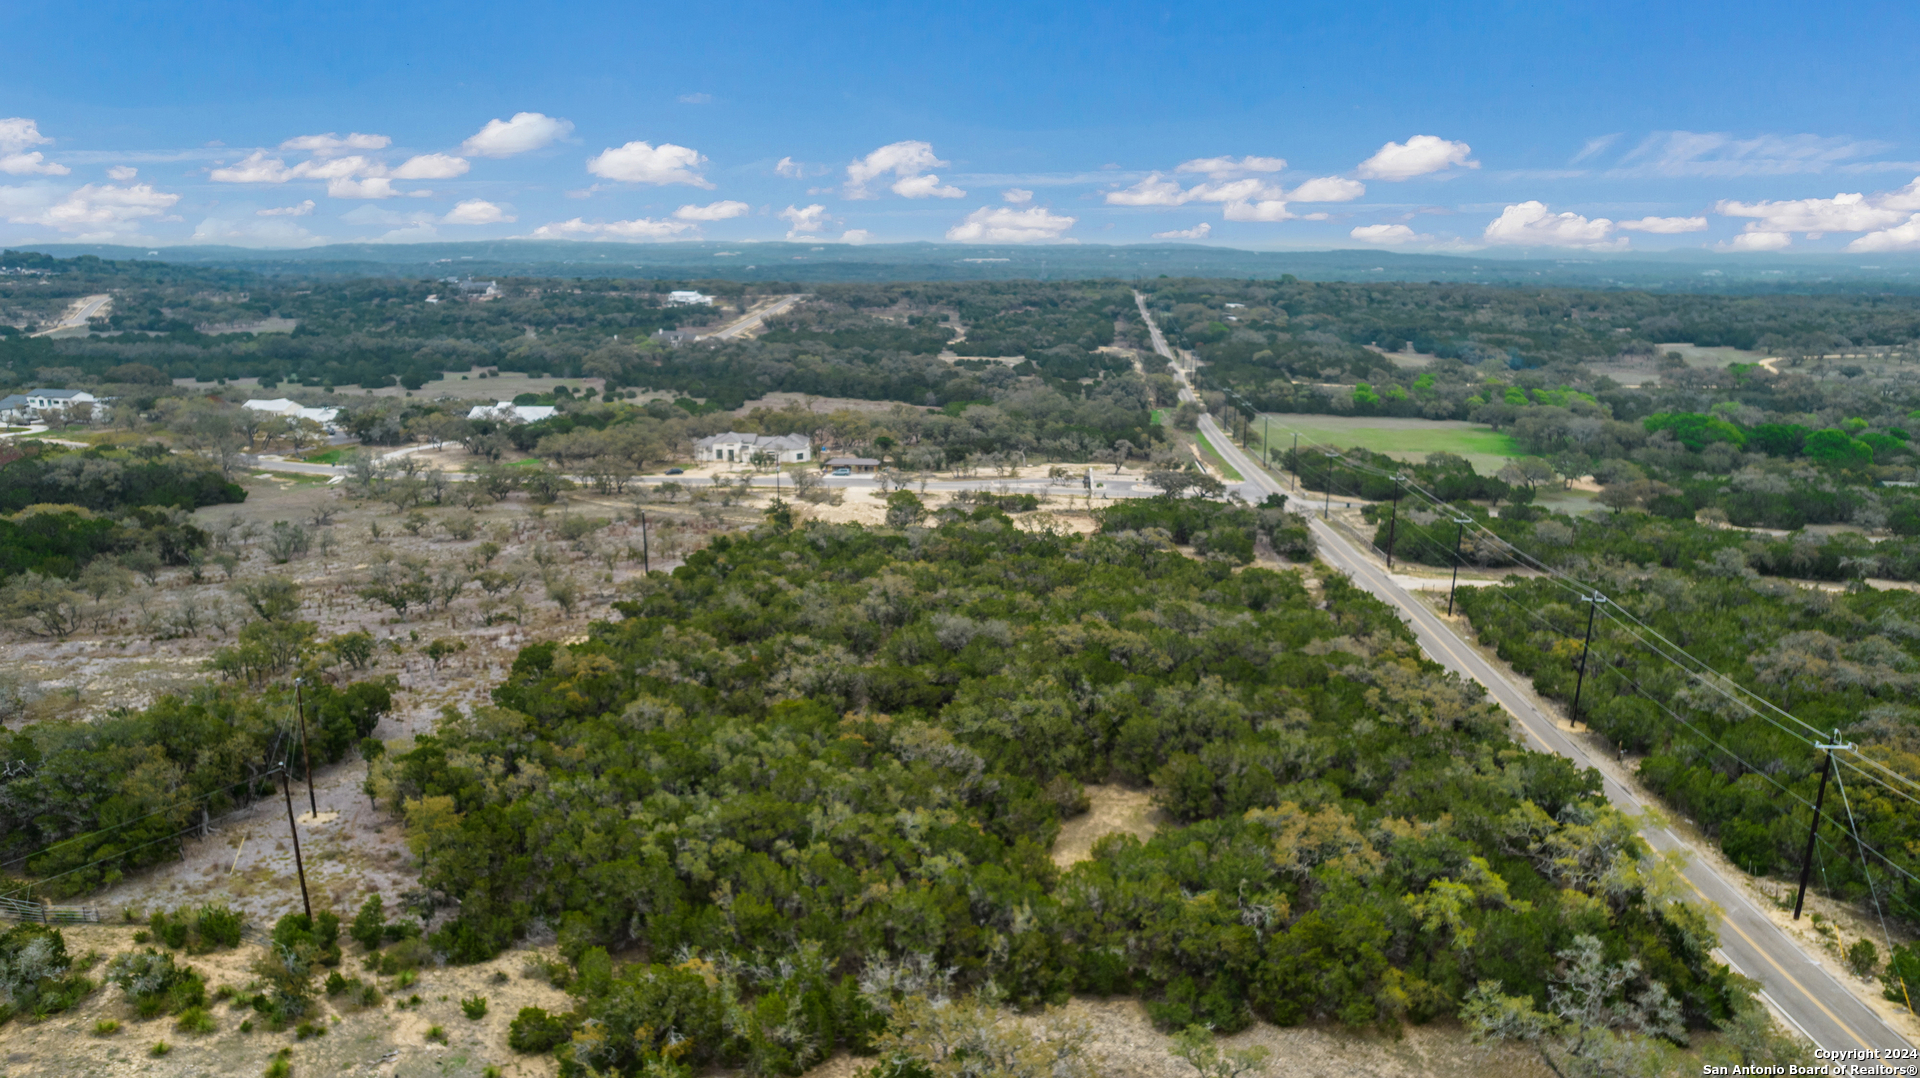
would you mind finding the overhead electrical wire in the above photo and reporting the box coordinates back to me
[1233,416,1920,893]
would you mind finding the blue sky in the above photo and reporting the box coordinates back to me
[4,0,1920,254]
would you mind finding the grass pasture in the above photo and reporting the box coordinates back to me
[1250,414,1524,475]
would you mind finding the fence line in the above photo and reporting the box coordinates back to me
[0,894,100,924]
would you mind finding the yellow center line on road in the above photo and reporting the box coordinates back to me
[1685,874,1871,1051]
[1313,520,1878,1053]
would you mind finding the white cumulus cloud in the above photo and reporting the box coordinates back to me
[209,151,296,183]
[106,166,138,181]
[945,205,1075,243]
[840,229,871,244]
[461,113,574,158]
[1106,174,1288,209]
[1615,216,1708,233]
[845,141,962,199]
[891,173,965,199]
[0,118,52,153]
[210,151,395,188]
[1105,175,1190,206]
[1222,200,1296,222]
[1152,222,1211,240]
[1356,136,1478,180]
[257,200,315,217]
[7,182,180,237]
[1482,201,1623,249]
[780,203,830,237]
[1187,178,1285,204]
[392,153,469,180]
[1350,223,1431,246]
[587,141,713,187]
[0,152,69,176]
[775,156,803,179]
[1174,155,1286,179]
[1714,178,1920,235]
[298,155,382,180]
[0,120,69,176]
[530,217,694,239]
[1285,176,1365,202]
[1001,188,1033,204]
[443,199,514,225]
[1716,231,1793,251]
[1851,215,1920,252]
[328,177,400,199]
[280,132,390,155]
[673,200,751,221]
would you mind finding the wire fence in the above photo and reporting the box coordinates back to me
[0,894,99,924]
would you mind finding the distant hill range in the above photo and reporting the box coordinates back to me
[7,239,1920,293]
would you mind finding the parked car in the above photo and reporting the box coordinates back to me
[831,467,851,476]
[664,468,684,475]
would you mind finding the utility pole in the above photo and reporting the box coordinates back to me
[279,767,312,920]
[1569,593,1607,726]
[1383,475,1404,569]
[1321,451,1339,519]
[640,510,650,573]
[292,678,316,818]
[1794,731,1852,920]
[1446,517,1472,615]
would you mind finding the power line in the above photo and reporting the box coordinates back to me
[1,768,291,871]
[1242,409,1920,880]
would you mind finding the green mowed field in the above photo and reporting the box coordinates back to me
[1249,414,1525,475]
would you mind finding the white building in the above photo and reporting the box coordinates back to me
[0,388,99,423]
[243,397,341,429]
[694,431,812,464]
[467,401,559,424]
[667,290,714,306]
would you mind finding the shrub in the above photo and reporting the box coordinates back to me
[148,904,243,953]
[508,1006,572,1053]
[461,994,488,1020]
[263,1047,292,1078]
[426,1024,448,1044]
[349,894,386,951]
[1849,939,1882,980]
[0,924,93,1023]
[272,911,342,968]
[175,1005,216,1034]
[149,1041,171,1057]
[92,1018,120,1036]
[196,905,244,949]
[106,949,205,1018]
[377,936,431,976]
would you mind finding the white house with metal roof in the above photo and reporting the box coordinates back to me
[694,431,812,464]
[0,388,99,423]
[243,397,341,429]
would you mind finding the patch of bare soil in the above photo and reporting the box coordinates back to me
[1051,785,1161,868]
[2,472,764,928]
[0,923,569,1078]
[792,999,1556,1078]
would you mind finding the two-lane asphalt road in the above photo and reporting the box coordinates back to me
[698,294,804,340]
[1133,290,1912,1055]
[31,293,110,337]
